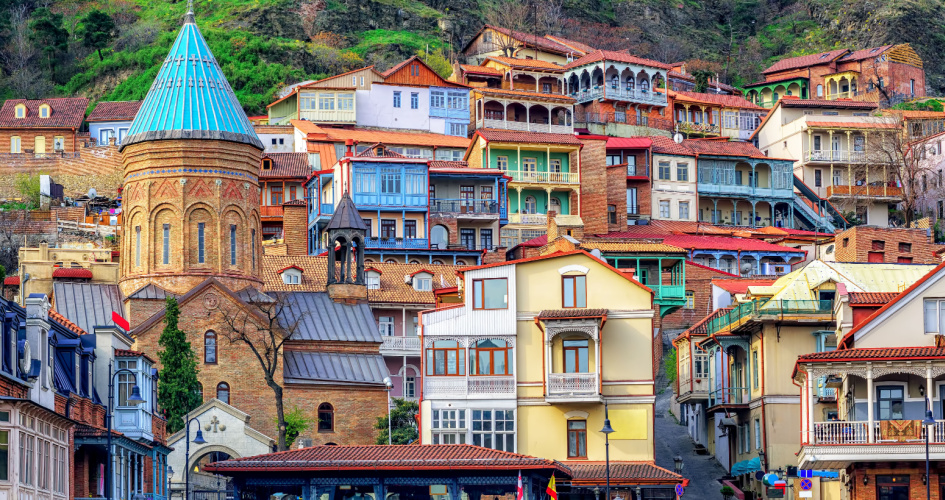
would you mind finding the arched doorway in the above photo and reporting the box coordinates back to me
[431,225,449,249]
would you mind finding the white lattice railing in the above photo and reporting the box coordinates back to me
[547,372,599,396]
[424,376,516,397]
[423,306,466,326]
[380,336,421,352]
[469,376,516,395]
[424,377,467,396]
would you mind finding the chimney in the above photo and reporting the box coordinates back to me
[547,210,558,241]
[283,200,308,256]
[345,139,354,157]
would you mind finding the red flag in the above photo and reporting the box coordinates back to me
[546,475,557,500]
[517,471,523,500]
[112,311,130,331]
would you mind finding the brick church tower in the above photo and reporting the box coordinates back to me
[117,4,264,298]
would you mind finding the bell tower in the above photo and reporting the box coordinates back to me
[117,3,264,297]
[326,193,367,302]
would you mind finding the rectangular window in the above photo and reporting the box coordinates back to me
[381,219,396,239]
[197,222,205,263]
[563,339,589,373]
[270,185,283,205]
[679,201,690,220]
[230,225,237,266]
[135,226,141,267]
[431,91,445,108]
[496,156,508,170]
[472,278,508,310]
[381,172,401,194]
[658,161,671,180]
[427,342,465,376]
[472,409,515,452]
[923,299,945,334]
[606,154,622,166]
[814,169,822,187]
[752,350,759,389]
[404,376,416,398]
[393,91,402,108]
[676,162,689,181]
[366,274,380,290]
[338,93,354,110]
[460,228,476,250]
[0,430,7,481]
[162,224,170,265]
[567,420,587,458]
[364,219,372,237]
[685,291,694,309]
[522,157,537,173]
[480,229,493,250]
[378,316,394,336]
[754,419,762,450]
[449,123,466,136]
[562,275,587,308]
[659,200,670,218]
[10,137,20,154]
[627,188,638,214]
[318,93,335,110]
[877,386,904,420]
[411,92,419,109]
[899,242,912,253]
[404,220,417,239]
[251,228,256,270]
[431,409,466,444]
[549,159,562,173]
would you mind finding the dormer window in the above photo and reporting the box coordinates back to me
[412,271,433,292]
[366,268,381,290]
[279,265,303,285]
[38,104,50,118]
[262,158,273,170]
[14,105,25,119]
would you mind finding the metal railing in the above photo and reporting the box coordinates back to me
[505,170,580,184]
[756,299,834,316]
[424,375,516,397]
[547,372,599,396]
[430,198,500,215]
[807,150,868,163]
[710,387,749,405]
[626,165,648,177]
[572,87,668,106]
[478,118,573,134]
[380,336,421,352]
[575,111,674,131]
[809,420,945,445]
[364,237,429,249]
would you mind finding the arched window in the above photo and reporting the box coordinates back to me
[431,225,449,249]
[469,339,511,375]
[550,197,561,214]
[610,75,618,89]
[640,79,650,92]
[524,196,537,214]
[816,84,823,97]
[204,331,217,364]
[626,78,634,91]
[318,403,334,432]
[216,382,230,404]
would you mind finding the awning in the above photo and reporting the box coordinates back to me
[730,457,762,476]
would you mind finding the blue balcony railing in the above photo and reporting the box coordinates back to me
[320,203,334,214]
[365,237,429,249]
[430,198,500,215]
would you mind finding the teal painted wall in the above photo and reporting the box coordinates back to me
[508,189,570,214]
[487,148,571,172]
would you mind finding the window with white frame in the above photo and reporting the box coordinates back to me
[404,376,416,398]
[694,354,709,378]
[414,273,433,291]
[676,162,689,181]
[318,93,335,110]
[117,359,137,406]
[378,316,394,336]
[679,201,690,220]
[366,271,381,290]
[471,409,515,452]
[431,409,466,444]
[281,268,302,284]
[448,123,466,136]
[659,200,670,218]
[431,91,445,108]
[754,419,761,449]
[924,299,945,334]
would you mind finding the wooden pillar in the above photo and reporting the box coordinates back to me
[867,367,875,443]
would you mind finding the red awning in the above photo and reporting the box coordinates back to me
[606,137,652,149]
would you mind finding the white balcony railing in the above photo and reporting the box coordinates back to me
[806,150,867,163]
[507,213,583,226]
[380,336,421,353]
[547,372,599,396]
[479,118,573,134]
[809,420,945,445]
[423,375,516,398]
[505,170,580,184]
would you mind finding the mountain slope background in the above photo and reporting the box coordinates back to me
[2,0,944,115]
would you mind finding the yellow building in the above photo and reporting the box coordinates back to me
[4,242,118,303]
[420,250,682,498]
[687,260,933,499]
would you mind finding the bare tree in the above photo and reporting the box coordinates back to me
[0,211,27,275]
[863,115,936,227]
[215,290,307,451]
[3,5,51,99]
[483,0,534,57]
[534,0,564,36]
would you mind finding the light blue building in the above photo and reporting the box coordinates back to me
[86,101,142,146]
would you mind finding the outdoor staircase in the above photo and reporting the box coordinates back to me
[792,176,846,233]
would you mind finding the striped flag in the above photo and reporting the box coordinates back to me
[546,475,557,500]
[517,471,523,500]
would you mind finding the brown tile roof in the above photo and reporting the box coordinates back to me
[475,128,582,146]
[115,348,156,364]
[292,121,471,149]
[762,49,850,74]
[0,97,89,129]
[806,121,898,129]
[262,255,458,304]
[486,56,566,71]
[566,50,672,70]
[460,64,504,76]
[797,347,945,363]
[673,91,764,110]
[538,308,608,319]
[566,462,682,483]
[779,98,878,109]
[52,268,93,279]
[260,152,310,179]
[86,101,142,122]
[839,45,894,62]
[479,25,575,55]
[847,292,900,305]
[682,139,789,160]
[648,135,695,156]
[48,309,87,335]
[473,87,574,102]
[544,35,596,55]
[885,110,945,119]
[204,444,571,473]
[355,143,409,158]
[644,220,733,235]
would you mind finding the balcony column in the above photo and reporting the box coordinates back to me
[751,162,757,196]
[806,129,812,160]
[927,366,934,412]
[503,102,508,128]
[867,366,875,443]
[516,187,522,216]
[848,164,852,192]
[751,201,757,228]
[732,199,738,226]
[711,199,718,224]
[883,165,887,197]
[683,104,691,125]
[807,369,816,443]
[545,188,553,217]
[544,337,552,396]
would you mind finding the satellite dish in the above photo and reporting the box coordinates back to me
[673,133,684,144]
[87,188,97,199]
[740,262,753,275]
[590,249,602,259]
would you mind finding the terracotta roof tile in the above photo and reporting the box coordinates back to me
[566,462,682,482]
[847,291,900,305]
[599,230,805,253]
[3,276,19,286]
[676,308,731,340]
[780,99,878,109]
[52,268,93,279]
[115,348,156,364]
[48,309,86,335]
[577,240,686,254]
[204,444,571,473]
[838,45,894,62]
[647,135,695,156]
[762,49,850,74]
[86,101,142,122]
[480,25,575,55]
[476,128,582,146]
[460,64,504,76]
[355,143,409,158]
[797,347,945,363]
[0,98,89,129]
[292,121,471,149]
[673,91,764,110]
[260,152,310,179]
[566,50,672,70]
[473,87,574,102]
[806,121,898,129]
[538,308,608,319]
[681,139,785,160]
[486,56,566,71]
[884,110,945,119]
[544,35,596,55]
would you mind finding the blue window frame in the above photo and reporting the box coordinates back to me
[230,225,237,266]
[197,223,205,263]
[411,93,419,109]
[393,92,402,108]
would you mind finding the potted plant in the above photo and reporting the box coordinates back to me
[720,486,735,500]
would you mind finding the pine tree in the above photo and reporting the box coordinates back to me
[157,297,202,433]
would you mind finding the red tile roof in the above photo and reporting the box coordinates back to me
[3,276,19,286]
[762,49,850,74]
[648,135,695,156]
[115,348,156,364]
[601,231,805,253]
[566,462,682,483]
[0,98,89,129]
[475,128,583,146]
[473,87,574,102]
[538,308,608,319]
[460,64,504,76]
[566,50,672,70]
[797,347,945,363]
[847,292,899,305]
[203,444,571,473]
[86,101,142,122]
[427,161,505,177]
[780,99,878,109]
[355,143,409,158]
[806,121,898,130]
[771,227,835,237]
[711,279,776,295]
[477,25,576,55]
[486,56,566,71]
[605,137,652,149]
[839,45,894,62]
[260,153,310,179]
[292,121,471,149]
[518,234,548,248]
[52,268,93,279]
[681,139,786,160]
[544,35,596,54]
[673,91,764,110]
[48,309,87,335]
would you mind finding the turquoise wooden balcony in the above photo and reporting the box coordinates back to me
[365,237,429,249]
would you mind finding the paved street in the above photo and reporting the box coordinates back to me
[653,332,727,500]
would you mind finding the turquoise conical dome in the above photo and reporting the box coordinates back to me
[120,6,263,151]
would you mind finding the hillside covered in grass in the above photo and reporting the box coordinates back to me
[1,0,944,115]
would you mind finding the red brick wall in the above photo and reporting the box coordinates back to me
[579,138,608,236]
[0,129,79,154]
[849,465,942,500]
[661,262,736,331]
[606,164,627,233]
[834,226,936,264]
[283,204,307,256]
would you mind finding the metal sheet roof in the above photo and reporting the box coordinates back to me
[283,351,388,386]
[326,193,367,231]
[121,6,263,151]
[127,283,178,300]
[758,261,935,305]
[52,283,123,334]
[280,292,380,342]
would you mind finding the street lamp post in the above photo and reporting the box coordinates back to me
[600,401,615,500]
[166,466,174,500]
[106,361,146,500]
[383,376,393,445]
[183,414,208,500]
[924,397,936,500]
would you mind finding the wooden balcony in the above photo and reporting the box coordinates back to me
[826,184,903,200]
[801,420,945,469]
[260,205,284,218]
